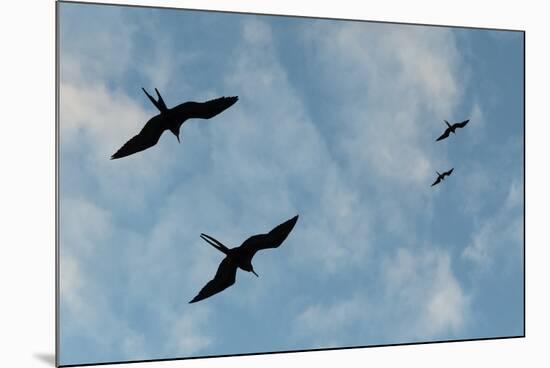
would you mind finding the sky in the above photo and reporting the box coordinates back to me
[57,2,524,366]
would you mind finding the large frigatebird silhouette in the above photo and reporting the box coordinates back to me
[111,88,238,159]
[435,119,470,142]
[189,215,299,304]
[431,168,454,187]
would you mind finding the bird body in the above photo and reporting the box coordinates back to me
[436,119,470,141]
[189,215,299,304]
[111,88,238,159]
[198,234,256,274]
[431,168,454,187]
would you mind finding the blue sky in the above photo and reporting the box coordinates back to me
[58,3,524,365]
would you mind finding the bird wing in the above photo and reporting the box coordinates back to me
[240,215,299,259]
[172,96,239,128]
[431,177,442,187]
[436,128,451,141]
[443,168,454,177]
[110,116,165,159]
[454,119,470,129]
[189,257,238,303]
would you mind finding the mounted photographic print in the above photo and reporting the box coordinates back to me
[56,1,525,366]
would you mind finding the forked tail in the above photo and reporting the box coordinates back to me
[142,87,168,113]
[200,233,229,255]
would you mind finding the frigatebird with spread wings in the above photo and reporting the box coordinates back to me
[436,119,470,142]
[111,88,238,159]
[431,168,454,187]
[189,215,299,304]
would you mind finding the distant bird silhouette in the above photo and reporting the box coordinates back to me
[431,168,454,187]
[436,119,470,141]
[189,215,299,304]
[111,88,238,159]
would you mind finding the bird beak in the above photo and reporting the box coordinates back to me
[177,135,181,143]
[252,270,259,278]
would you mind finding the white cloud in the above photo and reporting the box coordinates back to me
[165,308,213,356]
[383,247,470,338]
[59,196,218,362]
[59,6,137,84]
[301,22,463,190]
[58,32,228,354]
[58,254,83,313]
[59,199,149,361]
[214,18,377,274]
[60,81,150,154]
[454,162,493,215]
[59,77,184,216]
[293,293,367,347]
[59,197,114,255]
[505,179,523,210]
[466,102,487,144]
[59,16,378,361]
[242,18,274,45]
[57,8,515,363]
[462,180,523,268]
[292,246,470,345]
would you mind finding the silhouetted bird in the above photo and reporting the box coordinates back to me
[436,119,470,141]
[111,88,238,159]
[431,168,454,187]
[189,215,299,304]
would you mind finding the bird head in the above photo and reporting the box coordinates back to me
[243,263,259,277]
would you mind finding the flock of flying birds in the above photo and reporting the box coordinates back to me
[111,88,298,303]
[109,87,470,303]
[431,119,470,187]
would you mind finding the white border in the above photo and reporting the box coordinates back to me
[1,1,547,367]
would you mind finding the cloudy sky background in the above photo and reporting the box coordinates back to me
[58,3,524,365]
